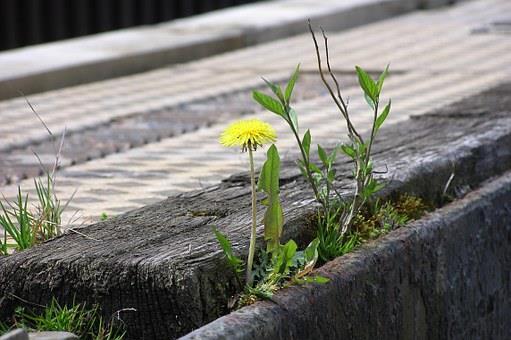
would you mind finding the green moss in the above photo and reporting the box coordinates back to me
[354,194,430,240]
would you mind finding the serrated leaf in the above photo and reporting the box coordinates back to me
[302,130,311,158]
[252,91,285,117]
[288,108,299,132]
[213,227,231,254]
[375,100,391,131]
[356,66,377,103]
[213,227,244,274]
[285,64,300,103]
[317,145,328,166]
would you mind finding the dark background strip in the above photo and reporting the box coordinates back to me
[0,0,262,51]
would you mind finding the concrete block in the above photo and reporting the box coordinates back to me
[28,333,78,340]
[0,330,28,340]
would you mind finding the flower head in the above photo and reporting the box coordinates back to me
[220,119,276,151]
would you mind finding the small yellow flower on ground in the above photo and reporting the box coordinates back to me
[218,118,277,285]
[220,119,276,151]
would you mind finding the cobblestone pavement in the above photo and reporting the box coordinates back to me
[0,73,345,185]
[0,0,510,226]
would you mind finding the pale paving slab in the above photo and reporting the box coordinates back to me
[0,0,508,152]
[0,0,510,226]
[0,0,430,100]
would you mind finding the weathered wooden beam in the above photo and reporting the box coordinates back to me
[184,169,511,339]
[1,83,511,339]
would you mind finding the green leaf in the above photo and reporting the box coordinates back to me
[285,64,300,103]
[375,100,391,131]
[357,142,367,155]
[364,94,375,110]
[293,238,321,280]
[361,178,385,199]
[302,130,311,158]
[317,145,328,166]
[328,147,338,164]
[311,276,330,284]
[213,227,244,275]
[275,240,297,274]
[296,275,330,284]
[262,77,285,102]
[288,108,299,133]
[213,227,232,256]
[340,144,356,159]
[257,145,283,253]
[252,91,285,117]
[309,162,322,174]
[265,201,283,253]
[327,169,336,183]
[257,145,280,195]
[304,238,320,263]
[373,182,385,193]
[297,160,308,179]
[376,64,389,94]
[355,66,377,103]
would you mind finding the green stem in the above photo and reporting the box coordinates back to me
[286,109,325,211]
[246,147,257,287]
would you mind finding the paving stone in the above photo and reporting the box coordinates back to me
[0,329,28,340]
[2,80,510,339]
[28,332,78,340]
[0,73,344,186]
[0,0,509,228]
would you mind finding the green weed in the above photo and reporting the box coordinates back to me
[214,23,430,308]
[0,101,73,255]
[0,298,124,339]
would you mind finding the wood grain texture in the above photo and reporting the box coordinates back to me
[1,83,511,339]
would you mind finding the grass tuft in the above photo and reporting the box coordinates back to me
[0,298,125,340]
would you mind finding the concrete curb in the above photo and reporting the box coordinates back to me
[0,330,77,340]
[0,0,457,100]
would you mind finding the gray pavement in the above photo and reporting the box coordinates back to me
[0,0,510,226]
[0,0,430,100]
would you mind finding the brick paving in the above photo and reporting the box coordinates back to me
[0,0,510,226]
[0,73,340,185]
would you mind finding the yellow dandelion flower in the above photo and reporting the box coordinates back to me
[220,119,276,151]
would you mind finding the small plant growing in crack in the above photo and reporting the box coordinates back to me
[0,297,126,339]
[252,21,425,264]
[214,119,327,306]
[0,99,75,255]
[214,23,430,307]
